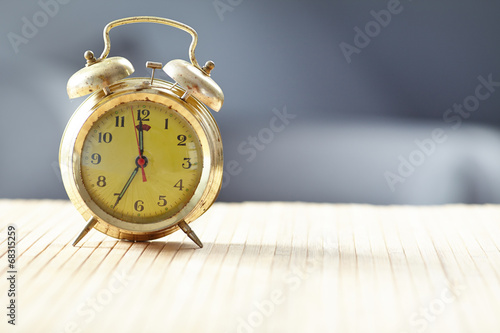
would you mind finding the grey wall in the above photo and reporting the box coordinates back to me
[1,0,500,204]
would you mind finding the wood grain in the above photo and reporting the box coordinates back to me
[1,200,500,332]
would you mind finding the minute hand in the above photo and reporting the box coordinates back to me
[113,166,139,208]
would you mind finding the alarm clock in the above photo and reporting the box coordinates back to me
[59,16,224,248]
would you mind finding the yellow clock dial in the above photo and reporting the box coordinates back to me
[80,100,203,225]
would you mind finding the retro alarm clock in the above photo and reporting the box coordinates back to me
[59,16,224,248]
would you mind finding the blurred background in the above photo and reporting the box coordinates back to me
[1,0,500,204]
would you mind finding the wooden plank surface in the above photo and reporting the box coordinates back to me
[1,200,500,332]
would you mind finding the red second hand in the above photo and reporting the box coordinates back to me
[131,107,147,182]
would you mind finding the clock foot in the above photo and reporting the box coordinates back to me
[72,216,97,246]
[178,220,203,248]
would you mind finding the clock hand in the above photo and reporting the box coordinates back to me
[139,118,144,155]
[113,166,139,208]
[131,107,147,182]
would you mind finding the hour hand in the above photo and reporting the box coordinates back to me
[131,108,147,182]
[137,120,151,154]
[138,119,144,155]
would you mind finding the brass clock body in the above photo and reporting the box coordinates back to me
[59,17,224,247]
[60,78,223,242]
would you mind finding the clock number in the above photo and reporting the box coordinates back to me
[98,132,112,143]
[134,200,144,212]
[174,179,184,191]
[115,116,125,127]
[177,134,187,146]
[157,195,167,207]
[91,153,101,165]
[182,158,192,169]
[137,109,150,121]
[97,176,106,187]
[164,118,169,129]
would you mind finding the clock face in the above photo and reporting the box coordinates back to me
[80,100,203,225]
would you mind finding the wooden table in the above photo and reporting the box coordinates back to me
[1,200,500,333]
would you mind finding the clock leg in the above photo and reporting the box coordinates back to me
[178,220,203,248]
[72,216,97,246]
